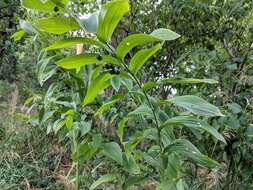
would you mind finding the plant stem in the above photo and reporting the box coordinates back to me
[75,161,79,190]
[105,43,163,149]
[73,132,79,190]
[120,59,163,150]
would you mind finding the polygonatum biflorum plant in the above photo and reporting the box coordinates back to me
[17,0,226,189]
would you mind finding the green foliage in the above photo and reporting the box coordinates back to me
[15,0,253,189]
[168,95,224,117]
[34,17,80,34]
[97,0,129,42]
[44,37,103,51]
[21,0,69,12]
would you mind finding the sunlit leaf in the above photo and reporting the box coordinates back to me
[11,30,25,41]
[21,0,69,12]
[129,44,161,74]
[150,28,180,41]
[56,54,118,70]
[83,73,112,105]
[44,37,103,51]
[116,28,180,59]
[34,17,80,34]
[97,0,130,42]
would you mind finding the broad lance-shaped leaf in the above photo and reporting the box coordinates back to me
[37,56,56,86]
[161,78,218,85]
[123,176,147,190]
[90,173,117,190]
[164,139,221,169]
[56,53,118,70]
[167,95,224,117]
[83,73,112,105]
[116,28,180,59]
[143,78,218,91]
[111,75,122,92]
[129,43,161,74]
[11,30,25,41]
[128,104,153,117]
[21,0,69,13]
[97,0,130,42]
[117,117,128,142]
[123,154,140,174]
[95,98,121,116]
[161,116,226,144]
[102,142,123,165]
[34,17,80,34]
[150,28,180,41]
[44,37,103,51]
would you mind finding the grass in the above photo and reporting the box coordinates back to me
[0,101,68,190]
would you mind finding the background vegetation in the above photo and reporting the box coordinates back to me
[0,0,253,189]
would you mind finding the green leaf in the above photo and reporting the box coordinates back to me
[79,121,91,136]
[116,34,160,59]
[143,78,218,91]
[40,110,55,124]
[164,139,220,169]
[168,95,224,117]
[65,115,73,129]
[150,28,180,41]
[44,37,103,51]
[37,56,56,86]
[56,54,118,70]
[228,103,242,114]
[97,0,130,42]
[117,117,128,142]
[161,116,226,144]
[116,28,180,59]
[53,119,65,134]
[73,134,102,162]
[128,104,153,117]
[143,81,159,91]
[95,98,120,116]
[129,43,161,74]
[161,78,218,85]
[123,176,147,190]
[34,17,80,34]
[111,75,122,92]
[123,154,140,174]
[120,76,133,91]
[11,30,25,41]
[90,173,117,190]
[83,73,112,105]
[21,0,69,12]
[102,142,123,165]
